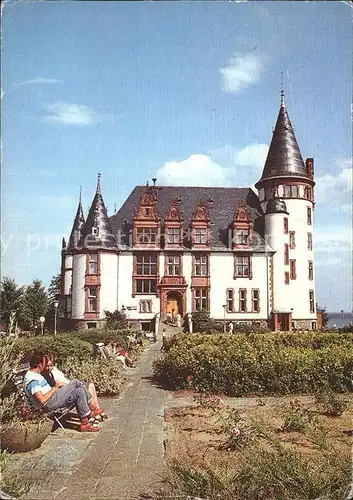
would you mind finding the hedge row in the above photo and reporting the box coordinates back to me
[155,332,353,396]
[3,328,142,365]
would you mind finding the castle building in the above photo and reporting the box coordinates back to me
[59,96,317,332]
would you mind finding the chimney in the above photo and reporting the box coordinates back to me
[306,158,314,179]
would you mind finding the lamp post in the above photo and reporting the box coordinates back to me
[122,305,129,328]
[39,316,45,335]
[223,304,227,333]
[341,309,344,327]
[53,300,59,335]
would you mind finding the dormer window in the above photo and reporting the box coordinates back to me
[92,227,98,236]
[136,227,157,244]
[167,227,181,244]
[235,229,249,245]
[193,228,208,244]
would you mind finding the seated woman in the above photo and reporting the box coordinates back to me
[113,342,135,368]
[41,355,107,420]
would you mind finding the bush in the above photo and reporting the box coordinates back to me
[69,329,134,350]
[154,332,353,396]
[59,357,124,396]
[281,402,317,432]
[9,335,93,364]
[314,389,349,417]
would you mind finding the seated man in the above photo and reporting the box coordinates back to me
[23,354,100,432]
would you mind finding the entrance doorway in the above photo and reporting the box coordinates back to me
[166,292,182,316]
[278,313,290,331]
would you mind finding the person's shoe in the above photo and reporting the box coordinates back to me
[80,419,100,432]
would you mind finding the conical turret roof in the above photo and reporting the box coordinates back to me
[67,194,85,250]
[256,100,309,188]
[78,174,117,250]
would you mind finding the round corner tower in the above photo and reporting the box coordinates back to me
[255,95,317,330]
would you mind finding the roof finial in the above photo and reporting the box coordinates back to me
[114,202,117,214]
[96,173,101,195]
[79,185,82,204]
[280,71,285,107]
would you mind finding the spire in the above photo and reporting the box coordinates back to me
[280,71,285,107]
[255,102,309,188]
[67,190,85,250]
[78,175,117,250]
[96,173,101,195]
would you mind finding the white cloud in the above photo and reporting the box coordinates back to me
[44,101,105,125]
[18,77,63,87]
[155,154,231,187]
[220,53,264,93]
[315,161,352,206]
[234,143,269,169]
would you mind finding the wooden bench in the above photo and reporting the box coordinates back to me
[11,364,75,432]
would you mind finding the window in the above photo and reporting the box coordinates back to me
[194,288,208,311]
[307,232,313,250]
[252,289,260,312]
[136,254,157,275]
[87,322,97,329]
[283,217,288,234]
[290,260,296,280]
[304,187,312,200]
[136,280,156,295]
[88,287,97,312]
[92,227,98,236]
[66,297,72,314]
[239,289,247,312]
[167,227,181,244]
[88,253,98,274]
[285,272,290,285]
[284,244,289,265]
[291,185,299,198]
[194,254,208,276]
[307,207,312,225]
[193,228,208,244]
[235,255,250,277]
[284,185,291,198]
[289,231,296,249]
[139,300,152,313]
[227,289,234,312]
[235,229,250,245]
[136,227,158,244]
[311,321,317,330]
[308,261,313,280]
[309,290,315,313]
[166,255,180,276]
[265,187,272,199]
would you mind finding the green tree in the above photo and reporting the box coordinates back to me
[46,273,62,331]
[104,310,128,330]
[23,279,49,332]
[0,278,25,333]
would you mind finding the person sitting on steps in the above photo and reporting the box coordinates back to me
[41,354,107,421]
[23,354,100,432]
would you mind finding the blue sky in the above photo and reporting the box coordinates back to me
[2,1,352,311]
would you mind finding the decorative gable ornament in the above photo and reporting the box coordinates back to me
[192,200,210,222]
[234,201,251,224]
[165,199,184,222]
[133,188,160,221]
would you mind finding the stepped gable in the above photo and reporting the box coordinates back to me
[109,186,269,251]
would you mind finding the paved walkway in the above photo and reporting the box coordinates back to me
[14,341,167,500]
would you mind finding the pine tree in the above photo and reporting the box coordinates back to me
[0,278,25,333]
[23,279,49,332]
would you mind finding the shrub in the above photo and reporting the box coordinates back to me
[59,357,124,396]
[0,450,31,498]
[281,402,317,432]
[70,329,133,350]
[154,332,353,396]
[8,335,93,364]
[314,389,349,417]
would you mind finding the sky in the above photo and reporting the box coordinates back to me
[1,1,352,312]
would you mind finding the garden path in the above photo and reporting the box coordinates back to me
[16,340,167,500]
